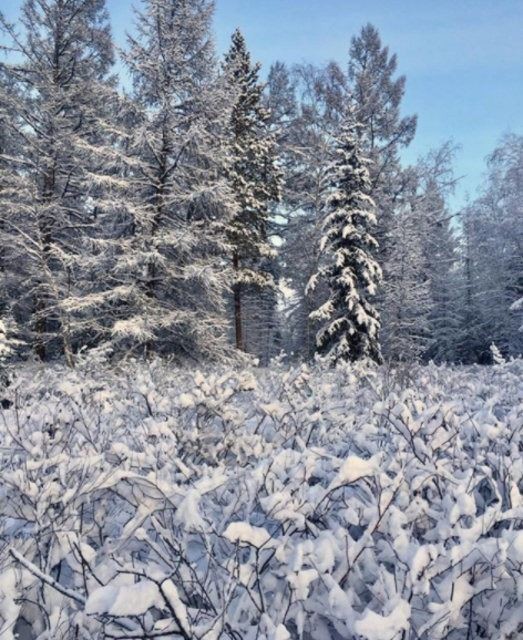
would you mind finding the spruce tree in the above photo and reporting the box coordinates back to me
[348,25,417,354]
[405,143,477,364]
[223,29,282,352]
[308,111,382,364]
[277,63,343,361]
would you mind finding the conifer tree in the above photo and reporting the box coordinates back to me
[223,29,282,351]
[348,24,417,348]
[420,178,461,362]
[0,0,118,366]
[348,23,417,224]
[113,0,235,361]
[277,63,343,360]
[403,143,472,364]
[308,111,382,363]
[0,70,16,321]
[381,145,460,363]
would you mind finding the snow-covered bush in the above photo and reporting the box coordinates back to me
[0,359,522,639]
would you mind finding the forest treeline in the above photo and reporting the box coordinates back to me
[0,0,521,368]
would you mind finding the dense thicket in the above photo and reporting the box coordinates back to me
[0,358,522,639]
[0,3,520,366]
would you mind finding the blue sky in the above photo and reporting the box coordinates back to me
[5,0,523,209]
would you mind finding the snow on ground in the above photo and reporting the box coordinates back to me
[0,358,522,639]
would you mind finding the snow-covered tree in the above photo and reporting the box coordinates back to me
[0,0,119,366]
[511,297,523,332]
[0,69,16,321]
[223,29,282,352]
[419,159,462,362]
[113,0,235,361]
[308,111,382,364]
[348,24,417,256]
[379,142,461,364]
[276,63,342,360]
[381,189,431,362]
[425,227,461,362]
[279,30,416,362]
[0,319,12,366]
[239,61,299,364]
[348,24,418,356]
[459,134,522,362]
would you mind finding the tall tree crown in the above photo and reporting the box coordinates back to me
[349,23,416,155]
[0,0,118,365]
[309,110,382,364]
[127,0,216,107]
[223,28,281,267]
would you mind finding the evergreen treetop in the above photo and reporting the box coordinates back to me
[309,109,382,364]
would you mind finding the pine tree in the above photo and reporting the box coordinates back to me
[0,0,118,366]
[112,0,235,361]
[223,29,282,352]
[308,111,382,364]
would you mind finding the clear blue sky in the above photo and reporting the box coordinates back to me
[5,0,523,209]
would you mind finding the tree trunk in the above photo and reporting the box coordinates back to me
[34,299,47,362]
[34,165,55,362]
[233,253,244,351]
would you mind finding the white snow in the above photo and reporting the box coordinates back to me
[161,580,191,635]
[355,599,411,640]
[336,454,379,483]
[1,359,522,638]
[85,581,161,617]
[223,522,273,548]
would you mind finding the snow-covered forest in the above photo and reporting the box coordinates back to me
[0,0,522,638]
[0,0,520,365]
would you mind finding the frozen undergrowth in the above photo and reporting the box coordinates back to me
[0,358,522,639]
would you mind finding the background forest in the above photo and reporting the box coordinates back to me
[0,0,521,370]
[0,0,523,364]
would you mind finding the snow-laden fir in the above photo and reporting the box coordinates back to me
[1,358,522,639]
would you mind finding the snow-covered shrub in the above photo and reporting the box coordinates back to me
[0,359,522,639]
